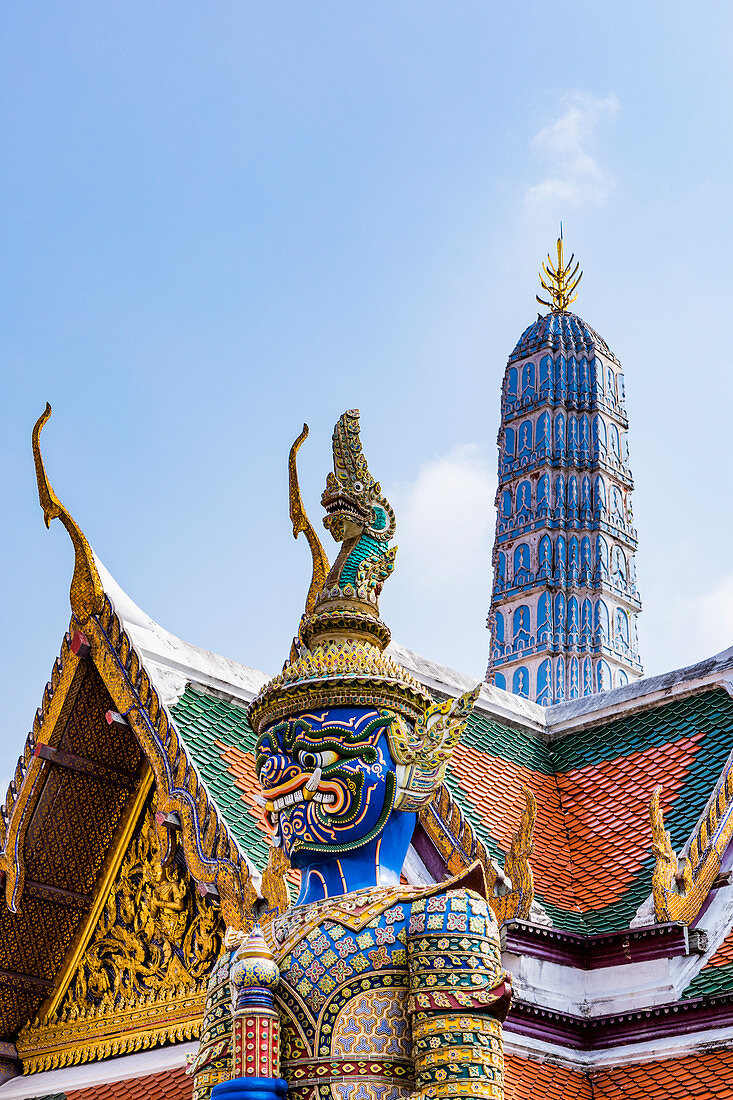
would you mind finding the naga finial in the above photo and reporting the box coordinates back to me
[32,404,104,623]
[536,227,582,313]
[320,409,396,600]
[650,785,692,922]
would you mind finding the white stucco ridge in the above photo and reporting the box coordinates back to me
[93,555,733,742]
[94,555,269,707]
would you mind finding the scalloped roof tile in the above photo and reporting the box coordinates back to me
[447,688,733,932]
[506,1050,733,1098]
[168,682,733,934]
[504,1055,590,1099]
[591,1049,733,1097]
[170,686,269,871]
[508,310,619,365]
[24,1068,192,1100]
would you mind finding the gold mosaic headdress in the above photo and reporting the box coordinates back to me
[247,411,479,808]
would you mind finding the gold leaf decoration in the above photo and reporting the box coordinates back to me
[17,801,225,1072]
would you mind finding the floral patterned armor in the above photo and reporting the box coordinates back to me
[190,412,511,1100]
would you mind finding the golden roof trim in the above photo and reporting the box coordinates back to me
[16,983,204,1074]
[1,632,87,910]
[87,594,257,930]
[650,755,733,924]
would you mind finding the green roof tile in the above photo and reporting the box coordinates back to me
[684,961,733,999]
[171,686,269,871]
[463,711,553,773]
[170,684,733,936]
[549,690,733,773]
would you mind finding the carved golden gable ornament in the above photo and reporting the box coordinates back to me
[17,799,225,1073]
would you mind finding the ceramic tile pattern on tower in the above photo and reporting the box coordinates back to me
[487,297,644,704]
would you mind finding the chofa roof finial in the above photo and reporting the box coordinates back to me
[32,403,104,623]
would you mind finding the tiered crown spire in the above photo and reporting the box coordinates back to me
[486,239,643,704]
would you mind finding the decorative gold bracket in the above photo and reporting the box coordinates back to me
[648,764,733,925]
[32,404,104,623]
[492,786,536,924]
[260,844,292,926]
[650,786,696,923]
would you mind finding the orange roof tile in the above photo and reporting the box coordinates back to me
[216,742,263,816]
[506,1049,733,1100]
[53,1045,733,1099]
[505,1054,591,1099]
[449,747,581,915]
[555,733,702,912]
[67,1066,192,1100]
[591,1047,733,1098]
[703,925,733,969]
[217,740,275,844]
[449,733,703,921]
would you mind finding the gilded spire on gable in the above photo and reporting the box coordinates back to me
[536,229,582,313]
[32,403,104,623]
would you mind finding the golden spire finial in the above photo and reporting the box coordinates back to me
[32,403,105,623]
[536,226,582,312]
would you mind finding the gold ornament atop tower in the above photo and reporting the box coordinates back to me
[536,228,582,313]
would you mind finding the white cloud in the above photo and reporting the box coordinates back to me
[392,445,496,589]
[644,573,733,676]
[526,93,620,208]
[384,445,497,678]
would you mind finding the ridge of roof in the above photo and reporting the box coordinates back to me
[545,644,733,738]
[97,560,733,745]
[94,557,268,707]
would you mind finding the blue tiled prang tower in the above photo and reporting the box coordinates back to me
[486,238,643,703]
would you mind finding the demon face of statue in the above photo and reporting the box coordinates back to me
[256,707,398,865]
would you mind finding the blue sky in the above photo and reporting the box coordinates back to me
[3,2,733,764]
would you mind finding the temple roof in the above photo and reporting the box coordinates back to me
[166,649,733,935]
[447,688,733,933]
[5,556,733,1079]
[89,560,733,931]
[7,1038,733,1099]
[508,310,619,366]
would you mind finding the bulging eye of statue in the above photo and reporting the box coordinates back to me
[352,480,364,493]
[296,748,340,770]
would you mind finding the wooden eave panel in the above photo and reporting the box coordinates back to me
[0,660,145,1040]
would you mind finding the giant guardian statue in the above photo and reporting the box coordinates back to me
[190,411,511,1100]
